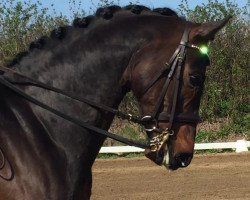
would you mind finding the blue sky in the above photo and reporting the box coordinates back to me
[28,0,249,18]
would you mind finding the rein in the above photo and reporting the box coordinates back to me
[0,72,149,149]
[0,26,201,151]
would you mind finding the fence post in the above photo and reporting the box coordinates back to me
[235,140,248,153]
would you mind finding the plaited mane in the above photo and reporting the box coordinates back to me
[8,5,178,67]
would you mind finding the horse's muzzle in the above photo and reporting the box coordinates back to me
[145,146,193,170]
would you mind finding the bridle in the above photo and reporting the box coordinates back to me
[0,26,203,153]
[139,27,202,151]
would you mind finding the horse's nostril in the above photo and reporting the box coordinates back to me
[174,153,193,167]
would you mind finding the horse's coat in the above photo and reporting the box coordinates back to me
[0,5,230,200]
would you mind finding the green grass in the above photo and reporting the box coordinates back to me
[97,152,144,159]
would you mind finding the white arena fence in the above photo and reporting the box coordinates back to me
[99,140,250,154]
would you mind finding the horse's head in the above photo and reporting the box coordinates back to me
[126,17,231,170]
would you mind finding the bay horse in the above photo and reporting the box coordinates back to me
[0,5,230,200]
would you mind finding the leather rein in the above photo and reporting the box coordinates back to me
[0,27,201,151]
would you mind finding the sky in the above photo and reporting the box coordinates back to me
[36,0,248,18]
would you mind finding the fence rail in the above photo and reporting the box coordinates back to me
[99,140,250,154]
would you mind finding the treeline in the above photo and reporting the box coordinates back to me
[179,0,249,140]
[0,0,249,141]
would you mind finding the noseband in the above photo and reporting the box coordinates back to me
[140,27,202,152]
[0,27,203,152]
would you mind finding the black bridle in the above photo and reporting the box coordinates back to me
[0,27,202,151]
[137,27,202,151]
[142,27,201,126]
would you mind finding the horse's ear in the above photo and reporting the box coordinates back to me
[191,16,232,41]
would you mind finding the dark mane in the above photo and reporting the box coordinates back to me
[7,5,178,67]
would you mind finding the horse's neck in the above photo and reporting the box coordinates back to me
[11,27,144,189]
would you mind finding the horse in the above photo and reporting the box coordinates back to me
[0,5,230,200]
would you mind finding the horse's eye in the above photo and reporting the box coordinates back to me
[189,75,203,87]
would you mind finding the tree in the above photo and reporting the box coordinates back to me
[0,0,67,65]
[179,0,249,122]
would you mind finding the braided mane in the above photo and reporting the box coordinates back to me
[74,5,178,27]
[8,5,178,67]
